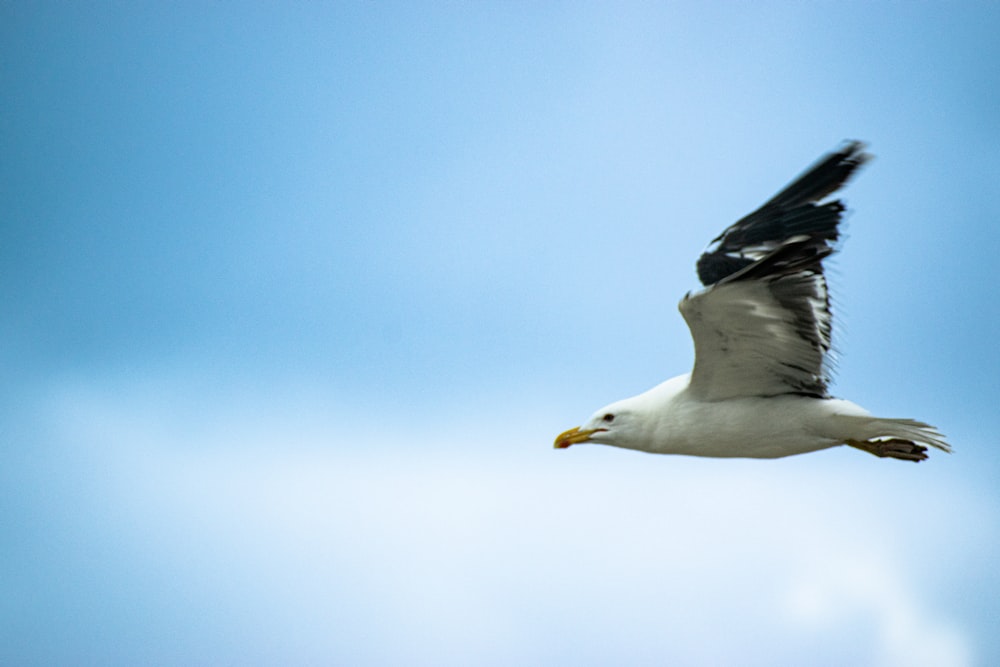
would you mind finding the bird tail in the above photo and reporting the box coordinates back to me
[842,416,952,454]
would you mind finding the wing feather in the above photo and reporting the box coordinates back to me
[681,142,869,401]
[696,141,870,286]
[680,267,832,400]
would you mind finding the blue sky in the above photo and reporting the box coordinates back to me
[2,2,999,665]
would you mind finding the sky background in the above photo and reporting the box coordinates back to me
[2,2,999,665]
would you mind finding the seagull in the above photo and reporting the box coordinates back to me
[554,141,951,462]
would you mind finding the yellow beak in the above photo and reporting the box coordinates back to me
[554,426,600,449]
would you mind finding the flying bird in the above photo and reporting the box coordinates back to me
[554,142,950,461]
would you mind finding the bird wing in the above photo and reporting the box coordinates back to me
[680,142,870,401]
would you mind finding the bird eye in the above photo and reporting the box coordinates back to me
[602,413,615,423]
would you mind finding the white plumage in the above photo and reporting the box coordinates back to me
[554,142,950,462]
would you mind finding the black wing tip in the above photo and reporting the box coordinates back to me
[695,141,871,287]
[838,139,870,159]
[836,139,874,179]
[836,140,873,187]
[768,140,873,208]
[840,139,873,162]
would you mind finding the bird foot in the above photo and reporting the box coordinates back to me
[847,438,928,462]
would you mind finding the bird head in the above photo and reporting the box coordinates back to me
[554,404,634,450]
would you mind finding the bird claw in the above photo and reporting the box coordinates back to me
[848,438,928,462]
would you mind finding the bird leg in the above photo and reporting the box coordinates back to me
[846,438,928,462]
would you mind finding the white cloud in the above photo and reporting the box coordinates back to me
[14,378,985,666]
[784,546,971,667]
